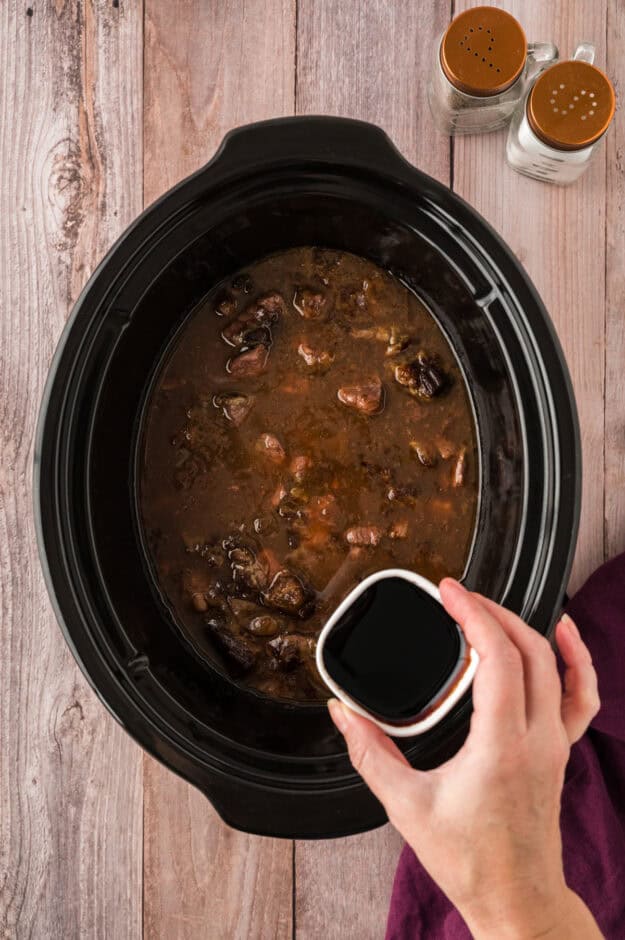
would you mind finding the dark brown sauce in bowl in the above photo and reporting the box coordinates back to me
[139,248,478,703]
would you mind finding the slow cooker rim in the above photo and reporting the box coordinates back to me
[34,116,581,809]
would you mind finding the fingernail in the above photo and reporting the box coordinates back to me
[440,577,465,592]
[328,698,350,734]
[562,613,580,639]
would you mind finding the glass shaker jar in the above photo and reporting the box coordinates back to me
[428,6,558,136]
[506,44,616,185]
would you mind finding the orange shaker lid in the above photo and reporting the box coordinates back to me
[440,6,527,97]
[527,60,616,151]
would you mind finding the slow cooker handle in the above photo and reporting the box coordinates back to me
[203,116,417,183]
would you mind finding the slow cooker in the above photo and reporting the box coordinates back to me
[34,116,580,838]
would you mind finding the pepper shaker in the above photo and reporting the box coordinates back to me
[506,43,616,184]
[428,6,558,136]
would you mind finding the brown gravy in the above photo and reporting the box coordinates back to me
[140,248,478,702]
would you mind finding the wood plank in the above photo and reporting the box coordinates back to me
[605,0,625,561]
[296,0,450,182]
[0,2,143,938]
[142,2,295,937]
[453,0,608,591]
[294,2,450,937]
[143,763,293,940]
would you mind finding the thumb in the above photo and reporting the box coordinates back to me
[328,699,428,825]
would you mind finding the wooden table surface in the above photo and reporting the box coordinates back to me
[2,1,624,937]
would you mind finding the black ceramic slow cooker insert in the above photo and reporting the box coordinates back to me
[34,117,580,839]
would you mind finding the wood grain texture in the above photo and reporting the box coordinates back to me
[0,2,143,938]
[294,3,450,938]
[453,0,608,592]
[144,0,296,203]
[605,0,625,560]
[296,0,450,182]
[142,2,296,937]
[143,764,293,940]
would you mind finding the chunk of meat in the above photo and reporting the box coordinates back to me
[345,525,383,547]
[256,433,286,464]
[386,485,417,507]
[409,440,438,467]
[350,325,410,356]
[253,514,278,536]
[213,392,254,427]
[262,570,314,617]
[337,377,384,415]
[228,597,265,623]
[268,634,315,671]
[228,544,269,592]
[452,449,467,487]
[214,292,237,317]
[246,615,282,637]
[394,352,448,400]
[293,287,328,320]
[205,616,256,675]
[297,343,334,371]
[222,292,285,346]
[227,344,269,377]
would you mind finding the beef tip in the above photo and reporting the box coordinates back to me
[222,292,285,346]
[227,344,269,377]
[256,433,286,464]
[452,448,467,487]
[345,525,383,547]
[350,325,409,356]
[386,484,417,507]
[213,392,254,427]
[262,569,314,617]
[253,514,278,535]
[268,634,301,671]
[394,352,447,400]
[268,634,315,671]
[205,616,256,675]
[409,440,438,467]
[386,327,411,357]
[245,614,282,637]
[297,343,334,371]
[228,544,269,591]
[293,287,328,320]
[228,597,264,623]
[214,291,237,317]
[241,325,272,347]
[231,273,254,294]
[337,377,384,415]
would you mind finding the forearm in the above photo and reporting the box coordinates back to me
[462,888,604,940]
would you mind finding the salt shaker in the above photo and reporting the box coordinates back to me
[428,6,558,136]
[506,43,616,185]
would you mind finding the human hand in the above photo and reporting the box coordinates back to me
[328,579,603,939]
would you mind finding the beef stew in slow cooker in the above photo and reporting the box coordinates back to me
[139,248,478,702]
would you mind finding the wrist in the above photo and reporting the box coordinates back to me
[463,887,602,940]
[460,883,579,940]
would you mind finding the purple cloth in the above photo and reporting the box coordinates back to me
[386,552,625,939]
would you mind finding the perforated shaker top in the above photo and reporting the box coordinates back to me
[440,6,527,97]
[527,60,616,151]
